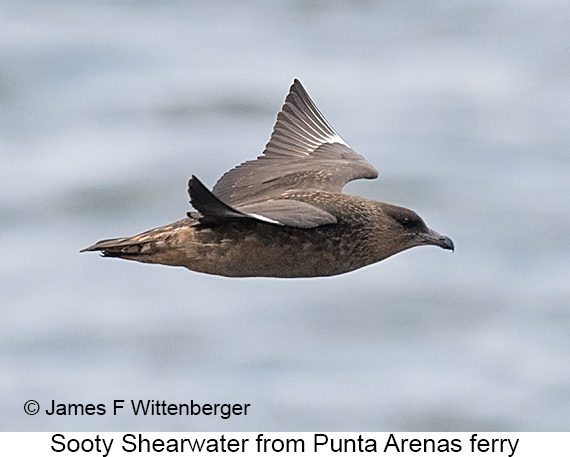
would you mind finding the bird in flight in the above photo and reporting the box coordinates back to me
[81,80,453,277]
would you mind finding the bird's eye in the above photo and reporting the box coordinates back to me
[397,215,421,229]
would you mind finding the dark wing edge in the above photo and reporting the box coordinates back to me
[211,79,378,206]
[188,176,337,228]
[188,175,251,221]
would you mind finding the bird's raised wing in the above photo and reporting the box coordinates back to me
[211,79,378,207]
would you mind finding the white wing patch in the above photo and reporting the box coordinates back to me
[247,213,284,225]
[324,133,349,149]
[278,98,350,155]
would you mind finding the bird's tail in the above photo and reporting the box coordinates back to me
[80,219,192,266]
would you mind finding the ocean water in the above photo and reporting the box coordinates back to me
[1,0,569,431]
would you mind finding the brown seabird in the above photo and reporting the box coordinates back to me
[81,80,453,277]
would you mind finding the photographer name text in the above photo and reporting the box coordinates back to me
[42,400,249,419]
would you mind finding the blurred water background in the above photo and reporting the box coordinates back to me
[1,0,569,431]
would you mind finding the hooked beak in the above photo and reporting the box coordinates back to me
[419,229,454,251]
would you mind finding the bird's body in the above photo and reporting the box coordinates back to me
[82,80,453,277]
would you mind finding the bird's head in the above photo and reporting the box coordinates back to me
[372,203,454,259]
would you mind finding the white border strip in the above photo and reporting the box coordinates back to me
[0,432,568,456]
